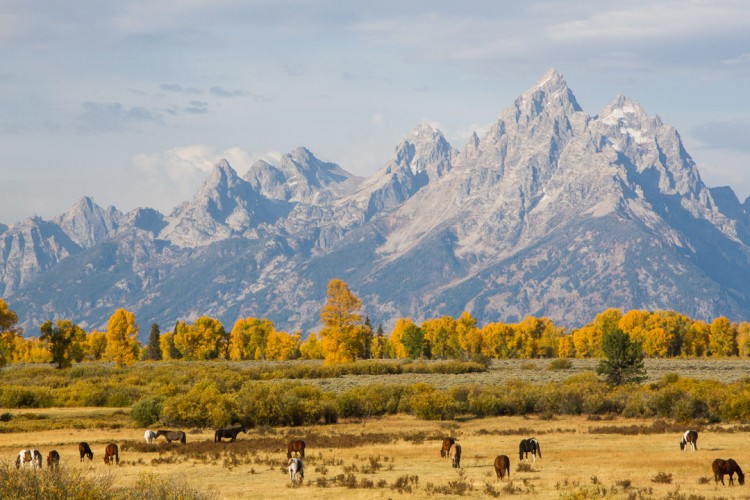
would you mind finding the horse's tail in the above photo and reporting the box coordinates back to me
[537,441,541,458]
[181,432,186,444]
[214,430,220,443]
[116,446,120,464]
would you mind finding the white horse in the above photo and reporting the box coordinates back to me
[16,449,42,469]
[144,429,157,443]
[680,430,698,451]
[288,457,304,484]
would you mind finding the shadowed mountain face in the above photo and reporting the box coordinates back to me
[4,70,750,337]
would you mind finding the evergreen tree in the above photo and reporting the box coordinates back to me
[596,327,646,385]
[145,323,162,360]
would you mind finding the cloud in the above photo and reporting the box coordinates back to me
[130,145,284,211]
[692,120,750,153]
[548,1,750,43]
[160,83,202,95]
[722,53,750,65]
[77,102,164,132]
[210,86,247,98]
[184,100,208,114]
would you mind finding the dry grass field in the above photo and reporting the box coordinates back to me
[2,408,750,499]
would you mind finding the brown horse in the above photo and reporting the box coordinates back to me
[79,442,93,462]
[103,443,119,465]
[47,450,60,469]
[494,455,511,480]
[287,439,306,458]
[713,458,745,486]
[440,437,455,458]
[451,443,462,468]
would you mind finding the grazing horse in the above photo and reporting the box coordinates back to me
[156,429,186,444]
[16,449,42,469]
[288,457,304,484]
[215,426,248,443]
[519,438,541,462]
[47,450,60,469]
[494,455,511,480]
[440,437,456,459]
[103,443,119,465]
[144,430,157,444]
[79,442,93,462]
[451,443,462,468]
[713,458,745,486]
[287,439,306,459]
[680,430,698,451]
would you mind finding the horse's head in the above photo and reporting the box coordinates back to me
[679,441,685,450]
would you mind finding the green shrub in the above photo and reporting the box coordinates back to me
[410,390,457,420]
[131,398,164,427]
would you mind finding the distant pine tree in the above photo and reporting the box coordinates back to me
[146,323,162,360]
[596,327,646,385]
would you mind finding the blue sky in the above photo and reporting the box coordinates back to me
[1,0,749,224]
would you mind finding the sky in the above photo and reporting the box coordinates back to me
[1,0,749,224]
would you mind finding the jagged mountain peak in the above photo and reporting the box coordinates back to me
[244,147,360,204]
[516,68,583,116]
[53,196,121,249]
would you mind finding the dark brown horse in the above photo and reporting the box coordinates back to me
[215,426,247,443]
[713,458,745,486]
[47,450,60,469]
[79,442,93,462]
[103,443,119,465]
[287,439,306,458]
[451,443,462,468]
[494,455,510,480]
[156,429,186,444]
[440,437,455,458]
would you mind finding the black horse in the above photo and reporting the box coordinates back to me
[713,458,745,486]
[156,429,187,444]
[519,438,541,462]
[215,426,247,443]
[79,442,94,462]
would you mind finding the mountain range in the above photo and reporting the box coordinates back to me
[3,69,750,338]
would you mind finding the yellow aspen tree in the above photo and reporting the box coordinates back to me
[388,318,417,359]
[105,308,140,367]
[319,279,365,364]
[557,335,574,358]
[709,317,737,356]
[456,311,483,355]
[299,332,325,359]
[642,327,673,357]
[0,298,22,367]
[86,330,107,360]
[682,320,710,357]
[480,322,514,358]
[736,322,750,358]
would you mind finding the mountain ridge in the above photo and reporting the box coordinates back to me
[3,69,750,337]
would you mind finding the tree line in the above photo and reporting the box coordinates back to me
[2,279,750,368]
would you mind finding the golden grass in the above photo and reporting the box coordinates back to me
[1,411,748,499]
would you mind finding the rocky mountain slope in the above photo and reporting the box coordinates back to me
[3,70,750,337]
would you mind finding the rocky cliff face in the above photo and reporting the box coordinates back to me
[4,70,750,336]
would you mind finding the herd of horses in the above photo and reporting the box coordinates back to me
[11,425,746,488]
[439,430,744,487]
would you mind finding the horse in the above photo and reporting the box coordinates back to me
[103,443,119,465]
[16,449,42,469]
[215,426,247,443]
[494,455,511,480]
[156,429,186,444]
[287,439,306,459]
[47,450,60,469]
[713,458,745,486]
[680,430,698,451]
[144,430,157,444]
[519,438,541,462]
[440,437,455,459]
[288,457,304,484]
[79,442,93,462]
[451,443,462,468]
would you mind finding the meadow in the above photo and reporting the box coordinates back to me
[2,358,750,498]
